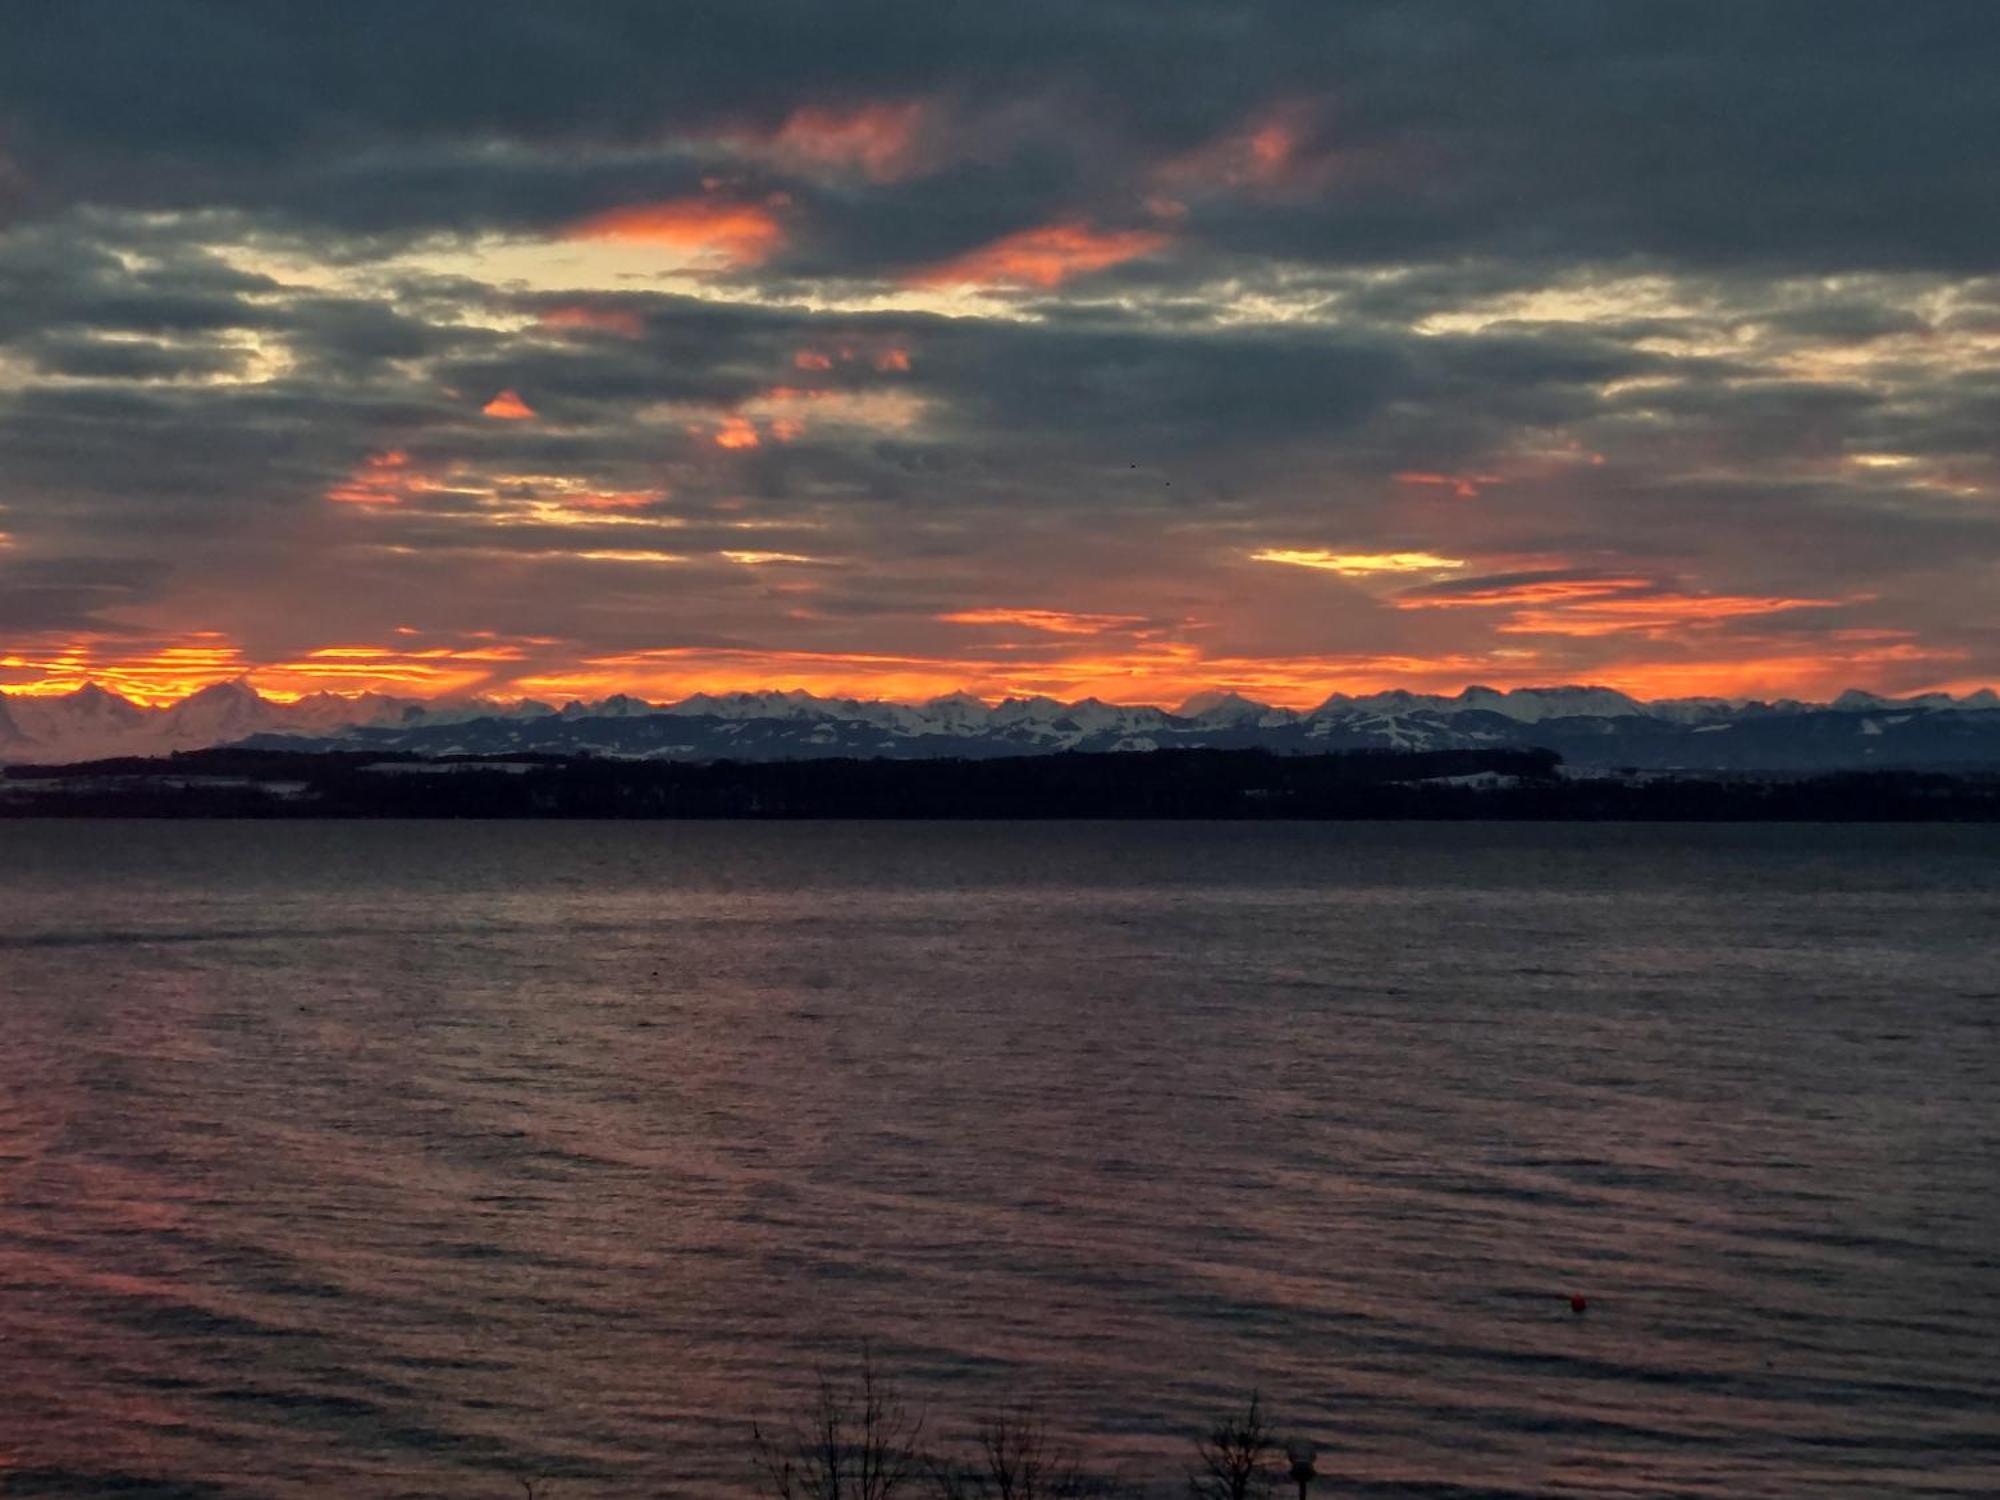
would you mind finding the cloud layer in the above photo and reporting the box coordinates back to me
[2,1,1998,704]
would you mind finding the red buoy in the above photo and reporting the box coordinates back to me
[1570,1294,1589,1315]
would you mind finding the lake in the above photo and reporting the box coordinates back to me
[1,821,1996,1497]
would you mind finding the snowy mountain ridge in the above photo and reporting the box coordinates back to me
[4,677,2000,770]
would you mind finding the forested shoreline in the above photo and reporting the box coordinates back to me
[6,746,2000,820]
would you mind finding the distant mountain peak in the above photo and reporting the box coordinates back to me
[1176,688,1248,714]
[1178,690,1286,726]
[184,676,264,702]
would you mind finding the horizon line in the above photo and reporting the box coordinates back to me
[5,675,1997,715]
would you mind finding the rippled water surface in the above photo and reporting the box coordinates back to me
[1,820,1997,1498]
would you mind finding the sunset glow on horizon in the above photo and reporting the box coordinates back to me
[2,621,1980,715]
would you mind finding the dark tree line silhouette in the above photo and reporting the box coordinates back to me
[7,745,2000,819]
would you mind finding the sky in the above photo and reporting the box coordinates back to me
[2,1,1998,708]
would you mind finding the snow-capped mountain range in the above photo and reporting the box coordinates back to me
[5,678,2000,771]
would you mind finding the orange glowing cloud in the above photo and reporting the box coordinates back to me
[1155,101,1337,198]
[567,197,785,268]
[538,305,645,338]
[792,345,912,374]
[940,608,1150,636]
[328,449,415,505]
[1496,592,1856,638]
[0,630,544,704]
[481,389,536,421]
[562,490,666,512]
[1552,641,1971,703]
[0,633,249,703]
[712,415,761,449]
[1396,572,1856,637]
[1396,576,1656,610]
[242,641,526,697]
[906,222,1169,290]
[755,100,929,182]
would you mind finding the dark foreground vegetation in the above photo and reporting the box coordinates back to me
[749,1369,1301,1500]
[5,744,2000,819]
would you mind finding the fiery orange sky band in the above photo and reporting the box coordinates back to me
[1,629,1979,710]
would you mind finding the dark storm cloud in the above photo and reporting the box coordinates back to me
[1752,303,1933,345]
[0,249,1957,566]
[478,288,1673,458]
[0,553,169,631]
[20,334,248,382]
[284,296,491,372]
[5,2,1999,274]
[0,374,448,534]
[0,225,280,341]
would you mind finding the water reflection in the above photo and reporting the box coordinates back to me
[1,821,1996,1497]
